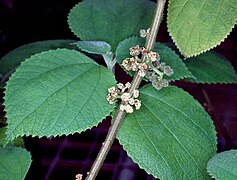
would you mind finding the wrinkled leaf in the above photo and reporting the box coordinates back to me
[117,85,217,179]
[0,146,32,180]
[167,0,237,57]
[75,41,111,55]
[68,0,155,51]
[4,49,116,141]
[0,40,76,76]
[185,51,237,84]
[116,37,194,81]
[207,150,237,180]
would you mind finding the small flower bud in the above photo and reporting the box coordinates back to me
[121,92,130,102]
[117,83,124,90]
[125,104,134,113]
[134,99,141,110]
[125,82,131,89]
[128,98,135,105]
[133,89,139,98]
[148,51,158,62]
[140,28,150,38]
[163,66,174,76]
[129,45,140,56]
[138,70,146,77]
[75,174,83,180]
[108,87,116,93]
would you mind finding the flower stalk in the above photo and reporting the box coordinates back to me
[86,0,167,179]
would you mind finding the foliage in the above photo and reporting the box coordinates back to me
[117,85,216,179]
[207,150,237,180]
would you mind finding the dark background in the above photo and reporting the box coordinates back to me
[0,0,237,179]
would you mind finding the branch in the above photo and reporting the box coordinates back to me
[86,1,166,179]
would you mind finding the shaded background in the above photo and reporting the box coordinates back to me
[0,0,237,179]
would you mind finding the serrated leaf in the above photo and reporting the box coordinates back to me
[75,41,111,55]
[117,85,217,179]
[116,37,194,81]
[67,0,155,51]
[0,40,76,76]
[167,0,237,57]
[0,146,32,180]
[185,51,237,84]
[207,150,237,180]
[4,49,116,141]
[0,127,24,147]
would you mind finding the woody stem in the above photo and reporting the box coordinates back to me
[86,1,166,179]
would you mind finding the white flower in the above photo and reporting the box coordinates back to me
[148,51,158,62]
[133,90,139,98]
[138,70,146,77]
[140,28,150,38]
[125,104,134,113]
[125,82,131,89]
[108,87,115,93]
[121,92,130,102]
[75,174,83,180]
[129,45,140,56]
[117,83,124,90]
[128,98,135,105]
[134,99,141,110]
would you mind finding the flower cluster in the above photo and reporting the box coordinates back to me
[106,82,141,113]
[121,43,174,90]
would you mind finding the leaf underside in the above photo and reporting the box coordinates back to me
[0,146,32,180]
[207,150,237,180]
[4,49,116,141]
[185,51,237,84]
[117,85,217,179]
[0,39,76,76]
[167,0,237,57]
[75,41,112,55]
[67,0,155,51]
[116,37,194,81]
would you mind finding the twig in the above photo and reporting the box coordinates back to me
[86,0,166,179]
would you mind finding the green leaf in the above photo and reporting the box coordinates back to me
[67,0,155,51]
[117,85,217,179]
[0,39,76,76]
[75,41,111,55]
[4,49,116,141]
[185,51,237,84]
[0,146,32,180]
[116,37,194,81]
[207,150,237,180]
[0,127,24,147]
[167,0,237,57]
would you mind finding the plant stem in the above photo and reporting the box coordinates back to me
[86,1,166,179]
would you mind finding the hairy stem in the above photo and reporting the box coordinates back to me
[86,1,166,179]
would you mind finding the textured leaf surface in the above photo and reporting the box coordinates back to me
[4,49,116,141]
[0,146,32,180]
[0,40,76,75]
[167,0,237,57]
[0,127,23,147]
[116,37,194,81]
[75,41,111,55]
[207,150,237,180]
[185,51,237,84]
[68,0,155,51]
[117,85,217,179]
